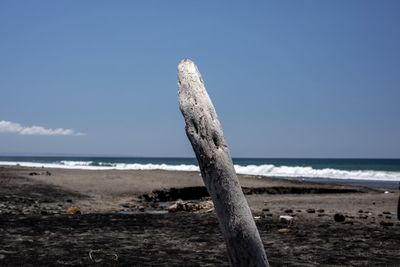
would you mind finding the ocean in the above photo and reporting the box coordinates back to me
[0,156,399,188]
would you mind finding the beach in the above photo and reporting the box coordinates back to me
[0,165,399,266]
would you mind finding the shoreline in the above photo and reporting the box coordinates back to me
[0,163,398,190]
[1,165,399,266]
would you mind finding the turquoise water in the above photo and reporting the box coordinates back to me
[0,156,399,171]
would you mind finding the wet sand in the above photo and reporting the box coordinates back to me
[0,165,399,266]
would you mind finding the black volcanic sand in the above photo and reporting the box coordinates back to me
[1,166,399,266]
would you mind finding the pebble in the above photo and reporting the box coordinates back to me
[382,211,391,215]
[380,221,394,227]
[279,215,294,224]
[67,207,81,215]
[334,213,346,222]
[285,209,293,213]
[306,208,315,213]
[317,209,325,213]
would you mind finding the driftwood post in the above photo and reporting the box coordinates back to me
[178,59,269,267]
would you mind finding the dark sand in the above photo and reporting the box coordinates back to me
[0,165,399,266]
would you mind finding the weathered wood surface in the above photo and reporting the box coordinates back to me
[178,59,269,267]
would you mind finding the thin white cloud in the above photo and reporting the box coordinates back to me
[0,120,85,136]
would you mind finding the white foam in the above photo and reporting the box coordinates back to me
[0,161,399,181]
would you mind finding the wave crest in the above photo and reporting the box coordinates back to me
[0,160,399,181]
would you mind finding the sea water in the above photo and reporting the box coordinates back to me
[0,156,399,188]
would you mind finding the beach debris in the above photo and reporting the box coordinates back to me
[279,215,294,225]
[67,207,81,215]
[89,249,118,263]
[178,59,268,266]
[334,213,346,222]
[380,221,394,227]
[306,208,316,213]
[278,228,290,234]
[40,210,48,216]
[168,200,214,213]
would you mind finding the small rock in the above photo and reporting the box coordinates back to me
[343,221,354,225]
[385,216,392,219]
[334,213,346,222]
[67,207,81,215]
[359,215,368,219]
[150,203,160,209]
[285,209,293,213]
[306,208,315,213]
[380,221,394,227]
[279,215,294,224]
[138,206,145,212]
[296,210,302,212]
[66,199,73,203]
[372,202,376,205]
[278,228,290,233]
[40,210,48,216]
[262,208,270,212]
[317,209,325,213]
[358,210,363,213]
[382,211,391,215]
[266,213,273,217]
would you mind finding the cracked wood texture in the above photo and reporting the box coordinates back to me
[178,59,269,267]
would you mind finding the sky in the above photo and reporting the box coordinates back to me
[0,1,399,158]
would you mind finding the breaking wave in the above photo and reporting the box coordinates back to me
[0,160,399,181]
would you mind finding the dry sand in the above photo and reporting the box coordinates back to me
[0,165,399,266]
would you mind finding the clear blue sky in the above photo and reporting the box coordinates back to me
[1,1,399,158]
